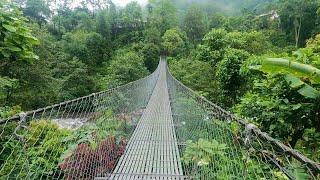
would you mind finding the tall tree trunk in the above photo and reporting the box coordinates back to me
[294,17,302,48]
[58,15,61,35]
[289,127,305,148]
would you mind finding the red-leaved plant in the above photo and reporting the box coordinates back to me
[59,136,126,179]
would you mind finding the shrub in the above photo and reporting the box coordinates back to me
[60,136,126,178]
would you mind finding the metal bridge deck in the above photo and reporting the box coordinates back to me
[108,60,183,179]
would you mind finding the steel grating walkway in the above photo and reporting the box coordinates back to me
[107,59,184,179]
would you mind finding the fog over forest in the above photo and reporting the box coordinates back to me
[173,0,274,14]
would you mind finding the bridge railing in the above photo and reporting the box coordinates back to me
[166,63,320,179]
[0,62,161,179]
[1,57,319,179]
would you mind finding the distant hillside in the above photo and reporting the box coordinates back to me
[173,0,275,15]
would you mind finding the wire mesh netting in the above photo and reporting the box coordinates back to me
[166,64,320,179]
[0,57,319,180]
[0,65,160,179]
[106,59,185,179]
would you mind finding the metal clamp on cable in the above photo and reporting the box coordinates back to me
[14,112,28,143]
[91,93,97,103]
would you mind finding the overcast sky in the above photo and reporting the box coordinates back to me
[112,0,149,7]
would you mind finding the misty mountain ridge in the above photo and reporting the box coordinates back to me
[172,0,275,15]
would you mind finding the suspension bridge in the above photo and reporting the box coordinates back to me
[0,57,319,179]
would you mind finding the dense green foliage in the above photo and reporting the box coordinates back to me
[1,0,320,177]
[0,1,39,62]
[0,110,130,179]
[171,95,290,179]
[162,28,187,56]
[0,120,71,179]
[166,0,320,164]
[103,48,149,87]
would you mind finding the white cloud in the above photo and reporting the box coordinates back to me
[112,0,148,7]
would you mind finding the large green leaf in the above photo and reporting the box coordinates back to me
[2,24,16,32]
[297,85,320,99]
[250,58,320,99]
[0,2,39,62]
[285,74,320,99]
[256,58,320,84]
[284,74,304,88]
[7,46,21,52]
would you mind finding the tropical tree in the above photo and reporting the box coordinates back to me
[236,51,320,154]
[216,48,250,106]
[226,31,274,55]
[196,28,229,64]
[278,0,319,47]
[23,0,51,26]
[140,43,160,72]
[169,58,215,98]
[120,1,143,29]
[209,13,226,29]
[182,5,208,44]
[104,49,149,87]
[144,27,162,46]
[96,9,111,38]
[0,1,39,107]
[61,31,109,70]
[161,28,186,56]
[148,0,178,35]
[59,59,96,100]
[0,1,39,65]
[250,57,320,99]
